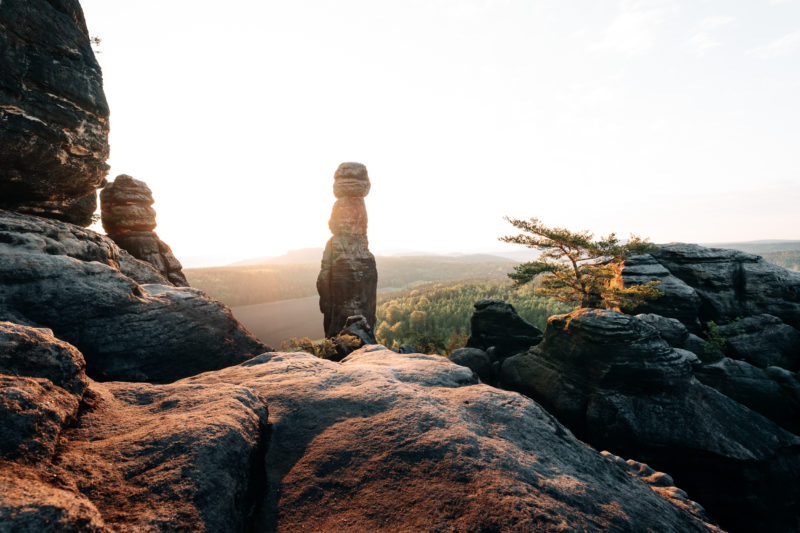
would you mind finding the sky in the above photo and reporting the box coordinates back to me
[80,0,800,267]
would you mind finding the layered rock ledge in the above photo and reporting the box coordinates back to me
[0,0,110,223]
[0,210,266,382]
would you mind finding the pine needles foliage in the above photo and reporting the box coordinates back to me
[500,217,663,310]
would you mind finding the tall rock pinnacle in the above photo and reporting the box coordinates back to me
[317,163,378,337]
[100,175,189,287]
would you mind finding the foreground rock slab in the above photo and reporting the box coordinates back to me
[0,210,267,382]
[182,347,720,532]
[1,330,721,532]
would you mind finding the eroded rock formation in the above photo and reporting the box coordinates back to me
[500,308,800,533]
[317,163,377,337]
[623,243,800,332]
[100,175,189,286]
[0,209,267,382]
[0,0,110,225]
[1,332,723,532]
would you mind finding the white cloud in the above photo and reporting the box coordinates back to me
[589,0,677,57]
[748,30,800,57]
[685,16,733,57]
[699,15,735,31]
[686,31,721,56]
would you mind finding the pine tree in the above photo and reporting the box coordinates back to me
[500,217,662,310]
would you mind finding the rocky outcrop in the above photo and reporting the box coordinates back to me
[188,347,720,532]
[100,175,188,286]
[500,309,800,533]
[622,244,800,439]
[623,243,800,332]
[0,209,267,382]
[466,298,543,359]
[0,322,88,462]
[317,163,377,337]
[715,313,800,370]
[0,0,109,224]
[2,335,723,532]
[695,357,800,435]
[0,324,270,532]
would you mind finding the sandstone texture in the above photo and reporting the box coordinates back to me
[0,209,267,382]
[466,298,543,359]
[0,0,109,223]
[622,244,800,437]
[100,175,188,286]
[0,324,269,532]
[1,334,723,532]
[623,243,800,331]
[500,308,800,533]
[317,163,378,337]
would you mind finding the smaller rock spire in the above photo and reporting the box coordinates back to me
[100,175,188,286]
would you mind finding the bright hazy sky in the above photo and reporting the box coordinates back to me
[80,0,800,267]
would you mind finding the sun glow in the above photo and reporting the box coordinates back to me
[80,0,800,267]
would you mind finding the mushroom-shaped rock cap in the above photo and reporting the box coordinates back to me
[100,175,154,206]
[333,162,370,198]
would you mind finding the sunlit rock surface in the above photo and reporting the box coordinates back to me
[317,162,378,337]
[0,0,109,224]
[100,174,189,287]
[2,331,723,532]
[500,308,800,533]
[0,209,266,382]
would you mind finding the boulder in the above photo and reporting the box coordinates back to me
[0,323,88,462]
[0,210,268,382]
[466,298,543,360]
[695,357,800,435]
[716,314,800,370]
[448,347,492,382]
[100,175,188,286]
[500,309,800,533]
[317,163,377,337]
[624,243,800,331]
[395,343,418,354]
[0,0,109,223]
[338,314,377,346]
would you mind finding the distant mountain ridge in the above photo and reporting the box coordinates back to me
[701,240,800,254]
[230,248,533,266]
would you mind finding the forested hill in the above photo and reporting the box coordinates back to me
[185,255,516,307]
[374,278,575,353]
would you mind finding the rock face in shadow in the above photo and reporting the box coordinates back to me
[623,243,800,332]
[100,175,188,286]
[0,0,109,224]
[317,163,377,337]
[622,244,800,438]
[0,209,267,382]
[500,309,800,533]
[466,298,543,359]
